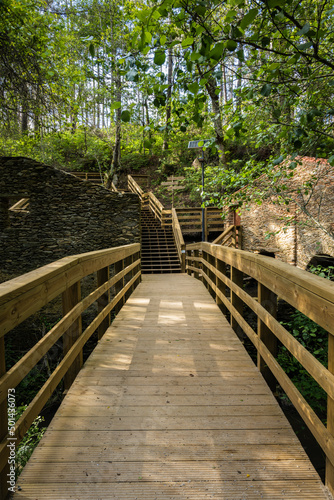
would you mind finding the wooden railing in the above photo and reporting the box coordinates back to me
[128,175,172,227]
[9,198,30,212]
[0,243,141,498]
[69,171,103,184]
[212,225,242,248]
[172,208,186,272]
[175,207,225,238]
[186,242,334,496]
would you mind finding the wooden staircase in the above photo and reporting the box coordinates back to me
[141,209,182,274]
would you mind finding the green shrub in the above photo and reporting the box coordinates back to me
[16,406,46,478]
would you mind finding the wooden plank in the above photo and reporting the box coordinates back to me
[12,481,330,499]
[29,443,309,462]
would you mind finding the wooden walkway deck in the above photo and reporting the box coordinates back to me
[14,274,330,499]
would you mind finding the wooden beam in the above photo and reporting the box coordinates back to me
[62,282,83,391]
[97,267,110,340]
[257,283,278,392]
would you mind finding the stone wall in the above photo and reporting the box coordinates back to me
[0,157,140,281]
[236,157,334,268]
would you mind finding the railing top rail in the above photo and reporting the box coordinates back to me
[187,242,334,335]
[0,243,140,337]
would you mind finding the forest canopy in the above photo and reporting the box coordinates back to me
[1,0,334,191]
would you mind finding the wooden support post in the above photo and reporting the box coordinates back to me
[326,333,334,496]
[237,226,242,249]
[204,208,208,242]
[257,282,278,392]
[62,281,82,391]
[215,258,227,314]
[0,336,9,500]
[231,266,244,340]
[114,260,124,315]
[194,250,200,280]
[97,267,110,340]
[181,245,186,273]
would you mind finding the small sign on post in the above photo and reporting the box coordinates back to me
[161,175,185,207]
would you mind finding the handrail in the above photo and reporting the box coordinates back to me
[0,243,141,495]
[9,198,30,212]
[212,224,242,248]
[128,175,172,227]
[69,171,103,183]
[172,208,186,272]
[186,242,334,495]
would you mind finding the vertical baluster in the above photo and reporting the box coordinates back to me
[215,257,227,314]
[114,259,124,315]
[230,266,244,340]
[62,281,82,391]
[326,333,334,496]
[97,266,110,340]
[257,282,277,392]
[0,336,9,500]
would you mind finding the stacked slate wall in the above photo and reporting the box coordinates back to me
[0,157,140,282]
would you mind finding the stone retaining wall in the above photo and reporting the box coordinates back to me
[0,157,140,281]
[236,157,334,268]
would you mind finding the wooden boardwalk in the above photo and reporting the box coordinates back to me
[14,274,330,499]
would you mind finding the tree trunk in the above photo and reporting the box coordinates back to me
[205,77,226,163]
[112,73,122,184]
[163,45,173,151]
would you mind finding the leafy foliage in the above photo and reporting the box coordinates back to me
[15,406,46,478]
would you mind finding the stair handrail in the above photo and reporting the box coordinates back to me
[172,208,186,272]
[9,198,30,212]
[128,175,171,227]
[186,241,334,495]
[212,224,242,248]
[0,243,141,495]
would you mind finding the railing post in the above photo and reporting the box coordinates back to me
[215,257,227,314]
[257,282,278,392]
[62,281,83,391]
[181,245,186,273]
[204,208,208,241]
[230,266,244,339]
[0,337,9,500]
[97,266,110,340]
[114,259,124,315]
[326,333,334,496]
[194,250,200,280]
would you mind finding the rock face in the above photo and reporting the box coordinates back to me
[235,157,334,268]
[0,157,140,280]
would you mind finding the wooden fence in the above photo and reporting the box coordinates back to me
[186,241,334,496]
[0,243,141,498]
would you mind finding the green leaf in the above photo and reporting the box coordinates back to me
[273,155,284,165]
[328,155,334,166]
[160,35,167,45]
[236,49,244,61]
[182,37,194,48]
[190,51,201,61]
[121,110,131,122]
[110,102,121,110]
[240,9,258,30]
[226,40,237,51]
[89,43,95,57]
[296,23,310,36]
[296,41,313,50]
[154,49,166,65]
[188,82,200,94]
[209,42,225,60]
[143,139,152,149]
[260,83,271,96]
[144,31,152,43]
